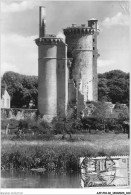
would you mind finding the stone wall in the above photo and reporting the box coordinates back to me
[1,108,38,120]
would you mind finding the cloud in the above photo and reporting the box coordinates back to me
[1,63,19,76]
[102,12,129,27]
[56,32,65,42]
[1,33,38,76]
[98,59,116,67]
[1,0,42,13]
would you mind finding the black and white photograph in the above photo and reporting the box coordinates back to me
[1,0,130,194]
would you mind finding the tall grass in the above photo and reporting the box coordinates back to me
[1,134,129,172]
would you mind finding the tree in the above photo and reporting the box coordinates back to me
[98,78,110,101]
[52,105,77,140]
[98,70,129,105]
[1,70,129,108]
[91,101,112,132]
[113,102,129,121]
[1,71,38,108]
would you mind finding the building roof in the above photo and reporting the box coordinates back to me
[1,89,10,99]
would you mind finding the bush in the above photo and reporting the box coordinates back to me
[9,119,19,129]
[28,120,39,134]
[81,117,101,130]
[105,118,123,132]
[52,117,81,135]
[5,119,19,134]
[53,120,64,135]
[71,118,83,131]
[1,119,9,129]
[10,118,50,134]
[18,119,29,134]
[37,120,52,134]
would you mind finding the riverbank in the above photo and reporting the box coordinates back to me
[1,133,129,172]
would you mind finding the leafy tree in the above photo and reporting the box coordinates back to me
[1,69,129,108]
[113,102,129,121]
[91,101,112,131]
[98,70,129,105]
[1,71,38,108]
[52,105,78,139]
[98,78,110,101]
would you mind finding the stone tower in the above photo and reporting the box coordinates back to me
[63,19,99,115]
[35,7,68,117]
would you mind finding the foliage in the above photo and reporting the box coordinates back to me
[113,102,129,120]
[8,119,19,129]
[1,133,129,171]
[37,120,52,134]
[98,70,129,105]
[1,119,9,129]
[91,101,111,118]
[1,71,38,108]
[81,100,129,134]
[81,116,102,131]
[1,70,129,108]
[52,118,64,135]
[1,118,52,136]
[87,101,112,131]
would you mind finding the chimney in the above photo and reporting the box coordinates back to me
[39,6,46,37]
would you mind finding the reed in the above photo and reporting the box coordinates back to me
[1,133,129,172]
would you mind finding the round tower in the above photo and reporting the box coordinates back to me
[35,7,68,117]
[63,20,99,110]
[35,38,57,116]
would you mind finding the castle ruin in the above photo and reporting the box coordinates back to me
[35,6,100,118]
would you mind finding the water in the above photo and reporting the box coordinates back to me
[1,170,81,188]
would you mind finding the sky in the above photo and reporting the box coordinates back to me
[1,0,130,76]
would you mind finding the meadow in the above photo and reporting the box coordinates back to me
[1,133,129,173]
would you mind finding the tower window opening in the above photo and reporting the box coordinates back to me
[93,47,95,50]
[93,38,95,42]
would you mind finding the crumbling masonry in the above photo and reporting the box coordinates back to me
[35,6,100,118]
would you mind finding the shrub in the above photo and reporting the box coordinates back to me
[37,120,52,134]
[81,117,101,130]
[18,119,29,133]
[71,118,83,131]
[1,119,9,130]
[9,119,19,129]
[28,120,39,134]
[53,120,64,134]
[3,119,19,134]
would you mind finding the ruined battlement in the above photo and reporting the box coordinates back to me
[63,27,99,36]
[35,37,66,46]
[64,20,99,36]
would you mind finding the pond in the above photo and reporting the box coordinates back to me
[1,170,81,188]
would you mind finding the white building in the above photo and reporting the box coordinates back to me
[1,89,11,109]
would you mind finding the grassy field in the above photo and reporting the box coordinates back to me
[1,133,129,172]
